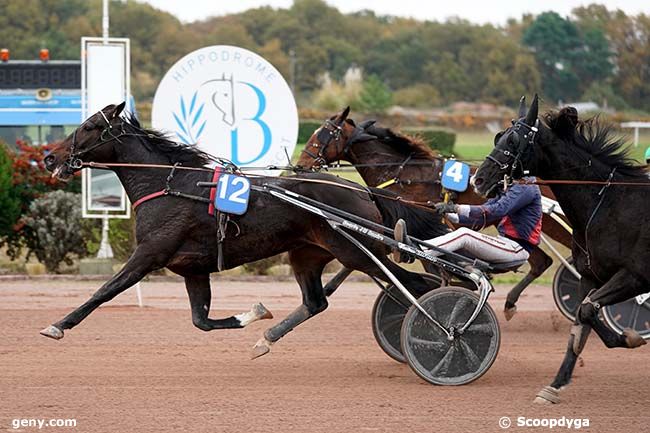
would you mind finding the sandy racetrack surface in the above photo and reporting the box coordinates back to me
[1,276,649,432]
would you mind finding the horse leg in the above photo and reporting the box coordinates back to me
[576,269,648,350]
[533,273,597,404]
[323,267,353,297]
[504,246,553,321]
[251,246,332,359]
[184,274,273,331]
[40,242,169,340]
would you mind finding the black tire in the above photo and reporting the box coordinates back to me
[401,287,500,386]
[371,275,441,363]
[602,294,650,340]
[552,260,581,321]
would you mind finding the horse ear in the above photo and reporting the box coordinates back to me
[340,106,350,122]
[112,101,126,119]
[359,119,376,130]
[554,106,579,138]
[524,94,538,126]
[518,96,526,118]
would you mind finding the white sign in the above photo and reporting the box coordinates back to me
[81,37,131,218]
[152,45,298,175]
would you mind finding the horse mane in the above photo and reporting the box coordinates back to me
[543,110,647,178]
[364,124,439,160]
[123,113,214,167]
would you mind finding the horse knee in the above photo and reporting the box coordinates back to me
[576,302,598,324]
[192,316,212,331]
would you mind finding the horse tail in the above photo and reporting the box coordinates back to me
[370,188,450,240]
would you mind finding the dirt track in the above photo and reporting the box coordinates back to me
[1,276,649,432]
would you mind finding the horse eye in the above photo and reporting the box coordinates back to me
[83,122,95,131]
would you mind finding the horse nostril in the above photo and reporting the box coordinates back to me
[474,177,484,186]
[44,155,55,166]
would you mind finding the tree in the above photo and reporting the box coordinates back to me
[357,75,392,113]
[522,12,583,101]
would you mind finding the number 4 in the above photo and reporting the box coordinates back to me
[445,161,464,183]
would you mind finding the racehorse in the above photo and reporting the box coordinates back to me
[473,95,648,404]
[296,106,572,319]
[41,102,449,358]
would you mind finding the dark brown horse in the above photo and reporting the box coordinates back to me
[296,107,573,319]
[41,102,448,358]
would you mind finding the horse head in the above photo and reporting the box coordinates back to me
[297,107,375,169]
[473,95,541,197]
[202,74,236,127]
[45,102,126,181]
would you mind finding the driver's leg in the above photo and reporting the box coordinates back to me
[423,227,529,263]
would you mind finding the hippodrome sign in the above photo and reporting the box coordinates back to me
[152,45,298,176]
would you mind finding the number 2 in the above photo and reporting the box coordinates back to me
[445,161,464,183]
[218,174,250,204]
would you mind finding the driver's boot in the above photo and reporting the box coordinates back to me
[392,219,416,263]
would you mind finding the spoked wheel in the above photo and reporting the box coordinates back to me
[602,293,650,340]
[401,287,500,386]
[372,285,410,363]
[371,274,441,363]
[552,260,581,321]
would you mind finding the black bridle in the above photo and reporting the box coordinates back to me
[300,119,347,167]
[485,118,539,187]
[65,109,127,172]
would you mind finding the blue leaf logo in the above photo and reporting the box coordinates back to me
[173,91,206,144]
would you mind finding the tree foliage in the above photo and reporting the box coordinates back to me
[0,0,648,109]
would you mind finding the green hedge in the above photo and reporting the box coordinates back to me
[298,121,456,156]
[298,120,323,143]
[401,128,456,155]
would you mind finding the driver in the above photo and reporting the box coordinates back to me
[393,179,542,265]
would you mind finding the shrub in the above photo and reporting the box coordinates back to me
[298,120,324,143]
[401,128,456,155]
[82,216,136,263]
[393,84,441,108]
[2,141,81,259]
[357,75,392,113]
[0,143,21,239]
[21,191,87,273]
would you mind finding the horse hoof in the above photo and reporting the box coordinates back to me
[251,338,273,360]
[504,305,517,321]
[534,386,561,404]
[253,303,274,320]
[40,325,64,340]
[623,329,647,348]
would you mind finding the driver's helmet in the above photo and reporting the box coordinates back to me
[645,147,650,164]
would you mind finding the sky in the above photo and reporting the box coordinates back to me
[138,0,649,24]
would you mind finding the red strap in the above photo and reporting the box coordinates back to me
[132,190,166,210]
[208,166,223,216]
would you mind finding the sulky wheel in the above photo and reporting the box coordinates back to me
[401,287,500,386]
[552,260,581,321]
[371,284,410,363]
[602,293,650,341]
[371,275,441,363]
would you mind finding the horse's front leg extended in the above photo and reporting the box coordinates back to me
[184,274,273,331]
[40,244,165,340]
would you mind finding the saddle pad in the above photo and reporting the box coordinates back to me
[208,166,223,216]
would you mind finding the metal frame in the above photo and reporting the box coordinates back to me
[81,36,131,219]
[254,183,495,338]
